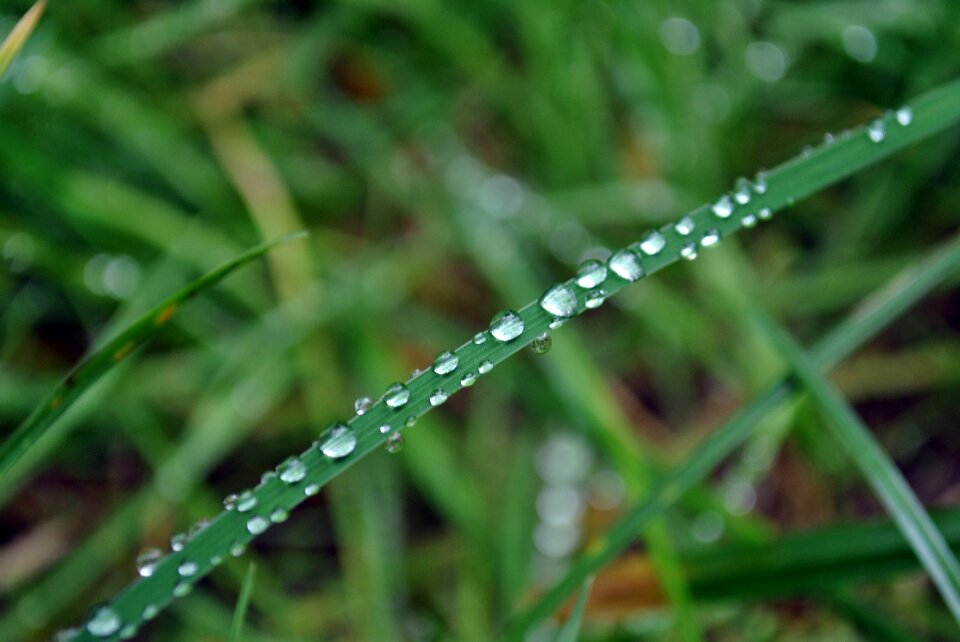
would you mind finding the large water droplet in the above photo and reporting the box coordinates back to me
[320,423,357,459]
[136,548,162,578]
[354,396,372,415]
[584,290,606,309]
[433,351,459,375]
[460,372,477,387]
[178,560,198,577]
[489,310,524,341]
[895,106,913,126]
[278,457,307,484]
[575,259,607,288]
[385,432,404,454]
[674,216,695,236]
[86,607,121,637]
[701,229,721,247]
[384,383,410,408]
[270,508,289,523]
[530,333,552,355]
[712,195,734,218]
[539,283,577,317]
[171,533,188,551]
[733,178,752,204]
[236,491,257,513]
[247,516,269,534]
[638,231,666,256]
[867,118,886,143]
[429,389,448,406]
[608,249,644,282]
[680,243,698,261]
[478,360,493,374]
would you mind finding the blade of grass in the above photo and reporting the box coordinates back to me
[754,311,960,622]
[555,579,592,642]
[0,231,307,481]
[0,1,45,77]
[229,563,256,642]
[505,231,960,638]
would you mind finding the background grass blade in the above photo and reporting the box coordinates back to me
[0,0,45,77]
[0,231,307,480]
[229,563,256,642]
[754,311,960,622]
[555,579,591,642]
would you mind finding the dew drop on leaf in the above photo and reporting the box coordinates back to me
[575,259,607,288]
[385,432,404,454]
[278,457,307,484]
[584,290,606,309]
[354,396,372,415]
[489,310,524,341]
[86,606,121,637]
[383,383,410,409]
[674,216,695,236]
[246,516,269,535]
[539,283,577,317]
[530,332,552,355]
[608,248,644,282]
[429,389,448,406]
[712,194,734,218]
[320,423,357,459]
[136,547,162,578]
[433,351,459,375]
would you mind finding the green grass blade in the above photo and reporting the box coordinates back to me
[64,76,960,641]
[0,1,45,77]
[505,232,960,638]
[229,563,256,642]
[0,231,307,481]
[754,312,960,622]
[555,579,592,642]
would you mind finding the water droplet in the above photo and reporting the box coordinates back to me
[530,332,552,355]
[489,310,524,342]
[354,396,372,415]
[823,132,835,145]
[712,194,734,218]
[230,541,247,557]
[178,560,198,577]
[170,533,188,551]
[305,483,320,496]
[278,457,307,484]
[236,491,257,513]
[119,624,138,640]
[575,259,607,288]
[741,214,758,228]
[223,493,238,510]
[189,519,209,538]
[320,423,357,459]
[584,290,606,309]
[260,471,276,485]
[895,106,913,126]
[210,554,224,566]
[384,383,410,408]
[638,231,666,256]
[379,424,391,434]
[733,178,752,204]
[143,605,159,620]
[246,516,269,535]
[173,581,192,597]
[385,432,404,454]
[680,243,698,261]
[608,248,644,282]
[429,389,448,406]
[460,371,477,387]
[473,331,487,344]
[758,207,773,221]
[867,118,886,143]
[548,317,566,330]
[801,145,814,158]
[410,368,424,378]
[539,283,577,317]
[270,508,289,523]
[433,351,459,375]
[54,628,81,642]
[478,360,493,374]
[753,171,768,194]
[136,547,162,577]
[405,416,417,428]
[701,229,721,247]
[86,606,121,637]
[674,216,695,236]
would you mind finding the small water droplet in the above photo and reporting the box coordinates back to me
[410,368,424,377]
[895,106,913,126]
[429,389,448,406]
[680,243,698,261]
[210,554,224,566]
[247,516,269,535]
[230,541,247,557]
[575,259,607,288]
[189,519,209,538]
[305,483,320,496]
[385,432,404,454]
[54,628,81,642]
[223,493,238,510]
[460,371,477,387]
[270,508,289,523]
[119,624,138,640]
[86,607,121,637]
[433,351,459,375]
[143,605,159,620]
[539,283,578,317]
[171,532,188,551]
[379,424,391,434]
[801,145,813,158]
[638,231,666,256]
[867,118,886,143]
[384,383,410,408]
[530,332,552,355]
[608,248,644,282]
[478,360,493,374]
[584,290,606,309]
[674,216,695,236]
[354,396,372,415]
[548,317,566,330]
[473,331,487,345]
[489,310,525,341]
[758,207,773,220]
[712,194,734,218]
[753,170,768,194]
[260,471,276,485]
[733,178,751,204]
[701,229,721,248]
[320,423,357,459]
[136,548,162,577]
[405,416,417,428]
[741,214,758,228]
[823,132,835,145]
[236,491,257,513]
[278,457,307,484]
[173,581,192,597]
[178,560,198,577]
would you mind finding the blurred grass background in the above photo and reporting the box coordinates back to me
[2,0,960,640]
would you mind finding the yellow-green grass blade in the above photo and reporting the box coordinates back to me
[755,311,960,622]
[0,1,45,77]
[0,231,307,481]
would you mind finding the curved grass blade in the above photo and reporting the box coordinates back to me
[755,312,960,622]
[65,78,960,641]
[0,231,308,481]
[555,579,592,642]
[229,563,256,642]
[0,0,45,77]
